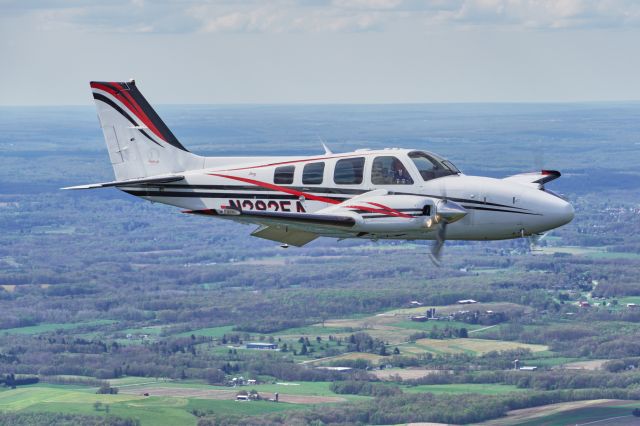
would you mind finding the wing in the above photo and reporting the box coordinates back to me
[184,208,358,247]
[503,170,561,188]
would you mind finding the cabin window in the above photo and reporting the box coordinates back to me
[371,156,413,185]
[302,162,325,185]
[334,157,365,185]
[274,165,295,184]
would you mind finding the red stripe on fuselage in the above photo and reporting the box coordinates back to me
[208,173,413,219]
[208,173,341,205]
[364,201,413,218]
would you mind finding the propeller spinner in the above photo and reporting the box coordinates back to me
[429,198,467,266]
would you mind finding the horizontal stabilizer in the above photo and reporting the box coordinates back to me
[61,175,184,190]
[251,225,318,247]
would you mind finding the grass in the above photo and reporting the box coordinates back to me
[124,380,344,397]
[0,387,143,411]
[177,326,235,338]
[185,398,307,415]
[403,383,523,395]
[391,320,483,332]
[270,325,355,336]
[0,320,116,335]
[0,384,308,426]
[107,377,171,387]
[619,296,640,305]
[524,356,585,367]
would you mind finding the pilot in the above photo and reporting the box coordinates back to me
[392,160,409,184]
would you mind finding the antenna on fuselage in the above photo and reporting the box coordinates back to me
[317,136,333,155]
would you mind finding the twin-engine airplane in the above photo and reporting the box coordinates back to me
[64,80,574,264]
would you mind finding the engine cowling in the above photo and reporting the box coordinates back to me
[332,194,437,233]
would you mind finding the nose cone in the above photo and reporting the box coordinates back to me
[543,196,574,230]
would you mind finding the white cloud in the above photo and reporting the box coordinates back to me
[3,0,640,34]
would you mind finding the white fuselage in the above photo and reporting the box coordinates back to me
[118,148,574,241]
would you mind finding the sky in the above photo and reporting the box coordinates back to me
[1,0,640,105]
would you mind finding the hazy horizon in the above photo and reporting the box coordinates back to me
[2,1,640,106]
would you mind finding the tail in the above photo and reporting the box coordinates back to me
[90,80,201,181]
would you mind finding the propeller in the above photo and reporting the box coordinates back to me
[528,232,547,252]
[428,184,467,266]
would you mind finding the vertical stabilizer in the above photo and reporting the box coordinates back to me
[90,80,201,180]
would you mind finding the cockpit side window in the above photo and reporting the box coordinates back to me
[371,156,414,185]
[409,151,459,181]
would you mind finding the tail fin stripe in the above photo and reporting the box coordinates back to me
[90,80,189,152]
[125,86,188,152]
[92,93,163,148]
[91,84,167,145]
[113,83,142,114]
[91,82,140,115]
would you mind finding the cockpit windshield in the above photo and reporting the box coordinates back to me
[408,151,460,181]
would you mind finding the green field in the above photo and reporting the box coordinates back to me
[0,385,306,426]
[403,383,522,395]
[619,296,640,305]
[177,325,235,338]
[391,320,484,332]
[0,320,117,335]
[123,380,367,400]
[271,325,355,336]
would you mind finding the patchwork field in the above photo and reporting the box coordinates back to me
[119,385,346,404]
[480,399,640,426]
[1,320,117,335]
[403,383,523,395]
[404,338,548,356]
[0,384,308,426]
[370,368,440,380]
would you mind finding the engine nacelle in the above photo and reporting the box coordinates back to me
[335,194,437,233]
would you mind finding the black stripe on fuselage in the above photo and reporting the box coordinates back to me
[121,189,349,202]
[160,184,367,195]
[151,183,532,212]
[121,189,540,216]
[463,206,541,216]
[93,93,163,148]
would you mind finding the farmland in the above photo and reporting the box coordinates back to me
[3,104,640,425]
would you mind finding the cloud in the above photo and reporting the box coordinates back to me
[3,0,640,34]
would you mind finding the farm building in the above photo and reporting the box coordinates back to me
[316,366,352,372]
[519,366,538,371]
[457,299,478,305]
[245,342,278,350]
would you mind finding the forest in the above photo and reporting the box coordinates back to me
[1,103,640,425]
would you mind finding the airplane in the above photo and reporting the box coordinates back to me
[64,80,575,265]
